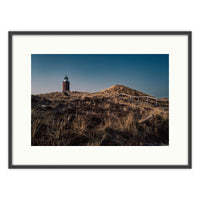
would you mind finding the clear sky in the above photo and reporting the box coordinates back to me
[31,54,169,98]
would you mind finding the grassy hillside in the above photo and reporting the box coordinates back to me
[32,85,169,146]
[100,84,151,96]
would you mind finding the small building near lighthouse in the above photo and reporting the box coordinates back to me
[62,75,70,92]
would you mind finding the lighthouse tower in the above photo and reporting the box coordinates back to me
[62,75,70,92]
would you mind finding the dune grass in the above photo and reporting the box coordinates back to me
[32,90,168,146]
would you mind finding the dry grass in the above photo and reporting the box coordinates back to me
[32,86,169,146]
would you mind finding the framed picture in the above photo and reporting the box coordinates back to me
[9,31,192,169]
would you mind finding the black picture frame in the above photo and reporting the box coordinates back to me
[8,31,192,169]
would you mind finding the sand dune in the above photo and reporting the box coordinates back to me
[31,85,169,146]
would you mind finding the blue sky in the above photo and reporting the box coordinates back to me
[31,54,169,98]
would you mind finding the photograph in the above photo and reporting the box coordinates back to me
[31,54,169,146]
[9,31,191,168]
[1,0,196,199]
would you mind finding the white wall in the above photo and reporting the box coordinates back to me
[0,1,198,200]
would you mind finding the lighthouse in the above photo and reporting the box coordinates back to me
[62,75,70,92]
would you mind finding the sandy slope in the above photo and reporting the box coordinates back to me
[31,85,169,146]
